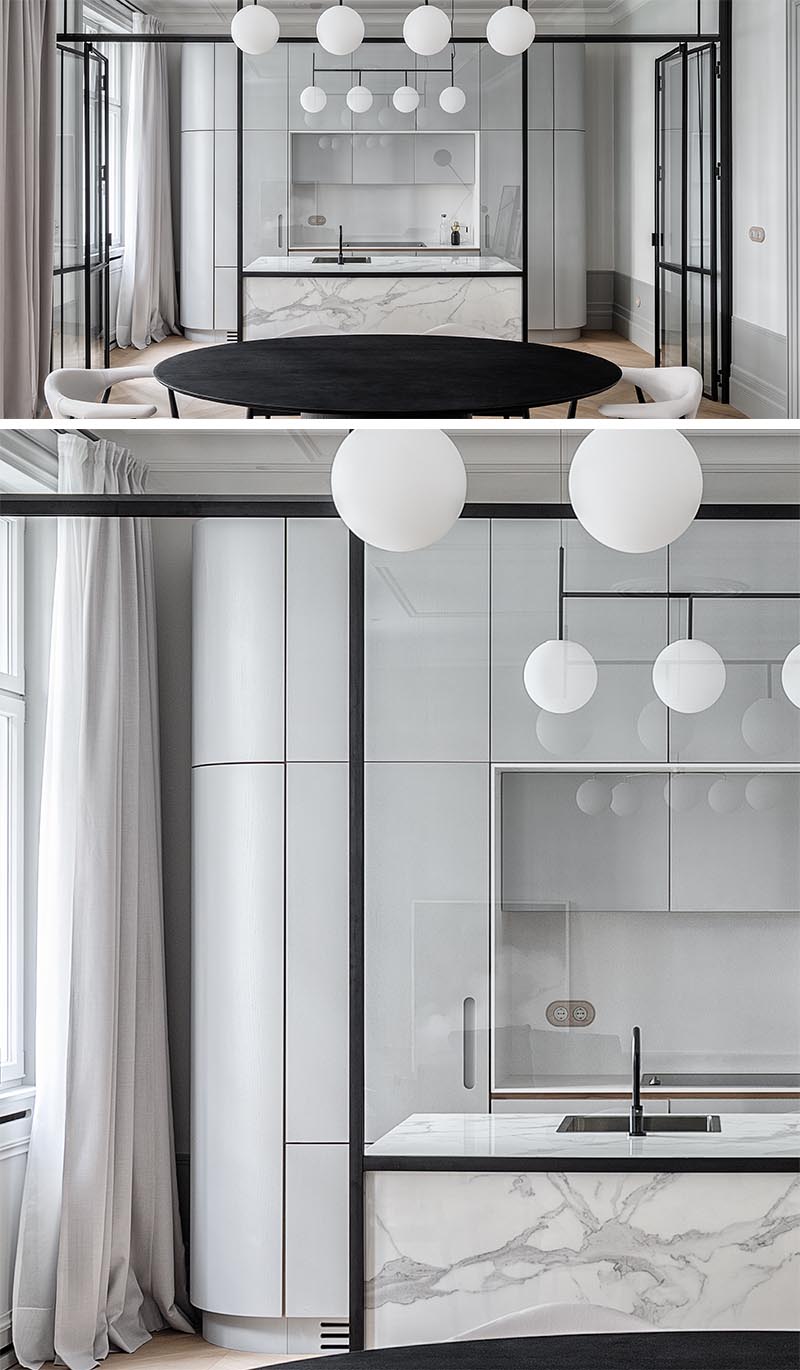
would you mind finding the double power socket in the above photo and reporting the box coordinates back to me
[546,999,596,1028]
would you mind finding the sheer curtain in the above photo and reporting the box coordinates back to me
[115,15,179,349]
[0,0,56,417]
[13,436,192,1370]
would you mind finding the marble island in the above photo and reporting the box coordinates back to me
[242,255,523,341]
[364,1114,800,1345]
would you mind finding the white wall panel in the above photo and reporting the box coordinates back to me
[286,519,349,763]
[286,764,349,1143]
[192,519,285,766]
[285,1145,349,1318]
[214,132,238,269]
[180,132,214,331]
[554,132,587,330]
[191,763,284,1316]
[214,43,237,132]
[181,43,214,131]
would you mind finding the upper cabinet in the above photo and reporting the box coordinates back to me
[365,520,490,763]
[242,44,289,130]
[417,43,480,132]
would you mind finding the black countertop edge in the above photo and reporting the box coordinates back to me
[363,1155,800,1174]
[242,270,524,279]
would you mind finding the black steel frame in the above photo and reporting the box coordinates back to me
[654,39,725,401]
[53,41,110,372]
[56,7,723,368]
[4,489,798,1346]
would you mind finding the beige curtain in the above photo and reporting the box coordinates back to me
[13,436,193,1370]
[0,0,57,418]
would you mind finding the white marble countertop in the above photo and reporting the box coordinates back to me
[366,1112,800,1160]
[244,253,521,275]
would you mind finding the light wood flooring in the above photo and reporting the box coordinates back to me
[107,331,744,422]
[41,1330,310,1370]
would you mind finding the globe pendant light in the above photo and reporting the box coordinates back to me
[782,644,800,707]
[330,429,466,551]
[317,0,364,56]
[569,428,703,554]
[741,690,791,757]
[300,84,327,113]
[653,638,726,714]
[440,83,466,113]
[535,709,592,756]
[231,1,280,55]
[576,778,611,816]
[404,1,451,55]
[611,779,640,818]
[347,83,373,113]
[486,1,536,56]
[524,639,598,715]
[393,81,420,113]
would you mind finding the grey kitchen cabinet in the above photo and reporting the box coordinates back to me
[181,42,214,131]
[179,131,215,334]
[352,131,414,186]
[365,520,489,763]
[243,129,289,262]
[416,43,480,132]
[528,44,586,335]
[527,132,554,328]
[286,518,349,763]
[242,44,288,131]
[284,1145,349,1317]
[214,130,237,268]
[289,44,353,134]
[291,130,352,186]
[669,1097,799,1115]
[480,44,522,131]
[365,763,489,1143]
[214,41,237,131]
[554,131,587,330]
[350,43,417,133]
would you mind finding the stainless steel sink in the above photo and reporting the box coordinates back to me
[312,255,372,264]
[558,1114,722,1134]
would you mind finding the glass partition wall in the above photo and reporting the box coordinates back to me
[363,513,800,1142]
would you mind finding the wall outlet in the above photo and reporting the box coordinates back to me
[749,226,766,243]
[546,1000,596,1028]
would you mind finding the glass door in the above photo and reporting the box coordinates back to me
[654,42,722,401]
[53,43,109,372]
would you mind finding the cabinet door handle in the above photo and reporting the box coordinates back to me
[462,996,476,1090]
[277,212,283,249]
[483,213,490,249]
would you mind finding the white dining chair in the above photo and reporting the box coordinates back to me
[598,366,704,419]
[453,1302,659,1339]
[274,324,346,337]
[45,366,159,419]
[424,324,503,338]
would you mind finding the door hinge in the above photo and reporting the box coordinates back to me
[715,162,722,181]
[100,71,107,91]
[716,60,721,79]
[100,164,107,182]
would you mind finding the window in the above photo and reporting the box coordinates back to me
[0,518,24,1086]
[82,6,128,251]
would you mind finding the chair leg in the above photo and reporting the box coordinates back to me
[635,386,647,405]
[101,388,112,404]
[567,400,578,419]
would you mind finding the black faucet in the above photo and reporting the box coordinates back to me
[629,1025,645,1136]
[338,224,344,266]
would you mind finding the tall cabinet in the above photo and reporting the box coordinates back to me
[528,45,587,338]
[192,518,350,1354]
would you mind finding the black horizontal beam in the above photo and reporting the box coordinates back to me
[363,1155,800,1174]
[2,496,798,520]
[55,32,719,46]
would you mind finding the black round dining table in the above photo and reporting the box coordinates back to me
[153,335,622,419]
[262,1333,797,1370]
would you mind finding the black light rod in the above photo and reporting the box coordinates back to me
[55,31,721,45]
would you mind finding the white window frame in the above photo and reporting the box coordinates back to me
[0,517,24,1088]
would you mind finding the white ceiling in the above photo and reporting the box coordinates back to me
[131,0,650,37]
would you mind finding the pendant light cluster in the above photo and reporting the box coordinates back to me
[231,0,535,110]
[523,430,800,723]
[575,772,788,819]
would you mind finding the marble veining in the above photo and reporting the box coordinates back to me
[366,1112,800,1160]
[365,1168,800,1342]
[243,275,523,341]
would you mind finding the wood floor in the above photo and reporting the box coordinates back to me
[46,1330,310,1370]
[108,332,744,422]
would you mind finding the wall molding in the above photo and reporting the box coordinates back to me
[789,0,800,417]
[586,269,614,331]
[612,271,654,355]
[729,317,789,420]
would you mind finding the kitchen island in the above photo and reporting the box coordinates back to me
[364,1113,800,1346]
[242,255,523,341]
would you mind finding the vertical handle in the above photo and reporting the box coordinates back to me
[483,213,490,250]
[277,212,283,249]
[462,997,476,1090]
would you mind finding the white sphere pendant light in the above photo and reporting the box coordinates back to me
[782,644,800,707]
[653,638,726,714]
[576,778,611,816]
[569,429,703,553]
[393,83,420,112]
[330,429,466,551]
[231,1,280,54]
[523,639,598,715]
[347,83,373,112]
[404,2,451,55]
[535,709,592,756]
[316,1,364,55]
[439,83,466,113]
[486,2,536,55]
[741,696,791,757]
[300,84,327,113]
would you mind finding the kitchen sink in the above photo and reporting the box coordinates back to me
[558,1114,722,1134]
[312,255,372,264]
